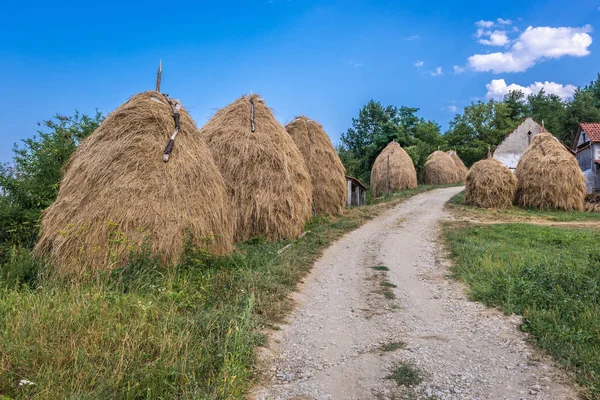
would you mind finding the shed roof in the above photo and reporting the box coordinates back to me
[346,175,367,190]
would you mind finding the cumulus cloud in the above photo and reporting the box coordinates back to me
[476,20,495,28]
[430,67,443,76]
[469,25,593,73]
[478,30,510,46]
[485,78,577,100]
[414,60,424,67]
[497,18,512,25]
[442,105,458,113]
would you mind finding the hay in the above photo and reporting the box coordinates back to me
[424,151,460,185]
[285,116,346,215]
[448,151,468,181]
[514,132,586,211]
[585,194,600,213]
[465,158,516,209]
[199,94,313,241]
[35,91,233,277]
[370,141,417,197]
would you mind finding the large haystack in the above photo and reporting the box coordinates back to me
[35,91,233,277]
[424,151,460,185]
[515,133,586,211]
[370,141,417,197]
[448,150,468,181]
[465,158,516,209]
[285,116,346,215]
[199,94,313,241]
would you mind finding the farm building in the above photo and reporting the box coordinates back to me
[493,117,542,170]
[346,176,367,206]
[573,123,600,193]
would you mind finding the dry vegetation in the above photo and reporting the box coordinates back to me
[286,116,347,215]
[464,158,516,209]
[35,91,233,277]
[424,150,460,185]
[199,94,313,242]
[370,141,417,197]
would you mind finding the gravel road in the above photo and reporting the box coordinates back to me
[253,187,578,400]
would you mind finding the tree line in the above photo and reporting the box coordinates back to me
[339,73,600,184]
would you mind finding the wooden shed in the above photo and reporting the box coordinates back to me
[346,176,367,206]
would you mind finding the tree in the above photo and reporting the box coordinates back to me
[526,90,566,141]
[0,111,103,255]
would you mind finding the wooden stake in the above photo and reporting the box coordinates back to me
[156,60,162,92]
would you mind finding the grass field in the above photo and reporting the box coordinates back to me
[448,191,600,222]
[0,185,444,399]
[444,223,600,398]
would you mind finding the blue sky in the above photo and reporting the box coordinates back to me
[0,0,598,163]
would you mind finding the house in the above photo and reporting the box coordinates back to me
[493,117,542,170]
[346,176,367,206]
[573,123,600,193]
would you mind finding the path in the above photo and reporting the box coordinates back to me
[253,187,578,400]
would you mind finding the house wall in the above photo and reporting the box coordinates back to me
[493,118,541,170]
[577,147,593,171]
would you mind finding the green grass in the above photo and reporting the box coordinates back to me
[0,185,446,399]
[444,223,600,397]
[372,265,389,271]
[385,361,424,386]
[379,281,397,288]
[449,191,600,222]
[379,341,406,352]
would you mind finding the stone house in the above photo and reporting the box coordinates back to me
[493,117,542,170]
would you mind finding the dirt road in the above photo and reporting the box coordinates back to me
[253,187,577,400]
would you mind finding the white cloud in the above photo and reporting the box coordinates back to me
[405,34,420,41]
[469,25,593,73]
[442,105,458,113]
[485,78,577,100]
[453,65,465,74]
[476,20,495,28]
[430,66,443,76]
[348,59,363,68]
[478,30,510,46]
[497,18,512,25]
[414,60,424,67]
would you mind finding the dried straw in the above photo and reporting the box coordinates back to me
[465,158,516,209]
[515,133,586,211]
[370,141,417,197]
[424,151,460,185]
[286,116,346,215]
[448,151,468,182]
[35,91,233,277]
[199,94,313,241]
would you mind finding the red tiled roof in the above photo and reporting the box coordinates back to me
[595,160,600,166]
[580,123,600,142]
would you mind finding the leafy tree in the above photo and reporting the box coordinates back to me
[526,90,566,141]
[0,111,103,255]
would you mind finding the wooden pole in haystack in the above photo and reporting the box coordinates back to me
[156,60,162,92]
[387,153,391,197]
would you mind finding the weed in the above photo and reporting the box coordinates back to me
[379,341,406,352]
[380,280,397,288]
[386,361,424,386]
[372,265,389,271]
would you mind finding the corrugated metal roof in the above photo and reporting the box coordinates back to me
[581,123,600,142]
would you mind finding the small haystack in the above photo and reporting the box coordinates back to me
[285,116,346,215]
[515,132,586,211]
[465,158,516,209]
[448,150,468,181]
[199,94,313,241]
[35,91,233,277]
[424,151,460,185]
[370,141,417,197]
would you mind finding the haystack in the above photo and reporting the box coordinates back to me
[285,116,346,215]
[465,158,516,209]
[424,151,460,185]
[370,141,417,197]
[199,94,313,241]
[35,91,233,277]
[448,150,468,181]
[514,132,586,211]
